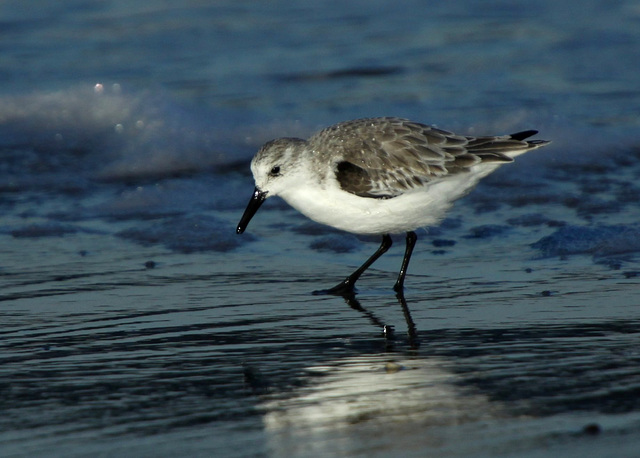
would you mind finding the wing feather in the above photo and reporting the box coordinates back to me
[309,117,547,198]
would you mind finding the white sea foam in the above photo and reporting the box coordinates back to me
[0,84,253,181]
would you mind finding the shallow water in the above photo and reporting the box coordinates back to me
[2,1,640,457]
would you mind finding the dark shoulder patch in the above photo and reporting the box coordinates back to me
[336,161,388,198]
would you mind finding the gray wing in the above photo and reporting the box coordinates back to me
[308,117,547,198]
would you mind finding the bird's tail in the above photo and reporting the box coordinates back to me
[467,130,551,161]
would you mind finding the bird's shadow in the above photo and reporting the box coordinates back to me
[337,290,420,349]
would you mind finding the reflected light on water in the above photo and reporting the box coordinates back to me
[262,355,499,456]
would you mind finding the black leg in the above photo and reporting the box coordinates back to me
[393,231,417,292]
[315,234,393,296]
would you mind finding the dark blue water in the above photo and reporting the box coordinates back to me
[2,1,640,456]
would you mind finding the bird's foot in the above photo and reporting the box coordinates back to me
[312,278,356,297]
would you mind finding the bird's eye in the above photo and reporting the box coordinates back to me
[269,166,281,176]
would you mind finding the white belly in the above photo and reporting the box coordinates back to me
[280,164,501,235]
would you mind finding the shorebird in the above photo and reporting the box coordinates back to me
[237,117,549,294]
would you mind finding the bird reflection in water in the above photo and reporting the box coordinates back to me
[338,289,419,349]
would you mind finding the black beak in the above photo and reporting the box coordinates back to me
[236,187,267,234]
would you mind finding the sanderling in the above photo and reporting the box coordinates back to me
[237,117,549,294]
